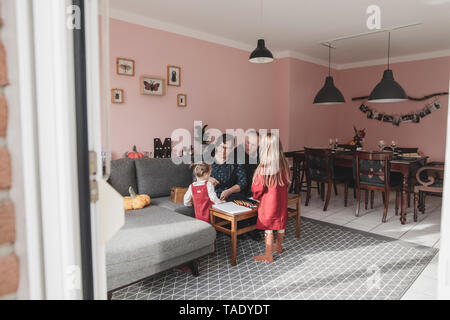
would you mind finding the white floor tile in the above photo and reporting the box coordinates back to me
[406,274,438,297]
[433,240,440,249]
[401,290,436,300]
[296,186,441,300]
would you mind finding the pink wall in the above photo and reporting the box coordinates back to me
[336,57,450,161]
[110,19,277,159]
[288,58,340,151]
[109,18,450,162]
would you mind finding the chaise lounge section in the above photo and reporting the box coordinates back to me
[106,158,216,292]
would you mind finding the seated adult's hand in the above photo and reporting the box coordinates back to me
[220,189,233,201]
[209,177,220,187]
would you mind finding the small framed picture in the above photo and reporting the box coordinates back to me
[140,76,165,96]
[177,94,187,107]
[167,65,181,86]
[116,58,135,76]
[111,89,124,104]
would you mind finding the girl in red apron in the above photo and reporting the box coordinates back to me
[251,133,291,262]
[184,163,223,223]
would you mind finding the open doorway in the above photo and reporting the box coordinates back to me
[51,0,450,300]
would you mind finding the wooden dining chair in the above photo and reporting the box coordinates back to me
[355,151,402,222]
[304,148,352,211]
[286,151,321,196]
[380,146,420,208]
[392,147,420,207]
[413,163,444,222]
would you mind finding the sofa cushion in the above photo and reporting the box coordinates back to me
[174,206,196,218]
[151,196,184,211]
[109,158,138,196]
[106,205,216,268]
[135,158,192,198]
[150,196,196,218]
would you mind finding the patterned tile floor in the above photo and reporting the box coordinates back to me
[112,216,437,300]
[301,187,442,299]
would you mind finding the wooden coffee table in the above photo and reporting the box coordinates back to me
[209,195,301,266]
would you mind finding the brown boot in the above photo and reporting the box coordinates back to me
[273,232,285,254]
[254,232,274,263]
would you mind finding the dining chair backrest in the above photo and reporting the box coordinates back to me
[355,151,393,189]
[304,147,333,182]
[417,162,445,188]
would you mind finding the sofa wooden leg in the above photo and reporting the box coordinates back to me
[107,291,113,300]
[190,260,200,277]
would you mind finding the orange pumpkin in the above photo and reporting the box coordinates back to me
[124,145,144,159]
[124,186,151,210]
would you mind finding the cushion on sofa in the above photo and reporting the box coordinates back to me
[109,158,138,196]
[106,205,216,269]
[135,158,192,198]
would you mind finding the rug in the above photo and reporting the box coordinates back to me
[111,217,437,300]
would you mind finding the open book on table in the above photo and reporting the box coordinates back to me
[212,202,253,215]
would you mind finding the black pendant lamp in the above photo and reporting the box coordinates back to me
[249,0,273,63]
[313,45,345,104]
[368,32,407,103]
[249,39,274,63]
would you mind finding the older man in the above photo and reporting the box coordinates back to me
[233,130,262,241]
[209,134,247,201]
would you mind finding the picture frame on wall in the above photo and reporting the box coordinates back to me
[167,65,181,86]
[111,88,124,104]
[140,76,166,96]
[116,58,135,76]
[177,94,187,107]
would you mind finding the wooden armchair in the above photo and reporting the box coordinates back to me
[413,163,444,222]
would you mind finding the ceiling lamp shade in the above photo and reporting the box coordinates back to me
[368,69,407,103]
[313,44,345,105]
[313,76,345,104]
[368,32,407,103]
[249,39,274,63]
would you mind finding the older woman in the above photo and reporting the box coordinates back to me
[209,134,247,201]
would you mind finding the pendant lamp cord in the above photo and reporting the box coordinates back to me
[387,32,391,70]
[328,45,331,76]
[259,0,263,39]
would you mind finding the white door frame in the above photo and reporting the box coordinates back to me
[438,76,450,299]
[84,0,108,299]
[31,0,83,299]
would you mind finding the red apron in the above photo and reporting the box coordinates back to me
[192,183,214,223]
[252,175,288,230]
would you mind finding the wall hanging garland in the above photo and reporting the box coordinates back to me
[359,100,442,126]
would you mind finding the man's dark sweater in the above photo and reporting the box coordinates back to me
[233,145,259,198]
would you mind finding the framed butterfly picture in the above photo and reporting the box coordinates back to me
[116,58,135,76]
[140,76,165,96]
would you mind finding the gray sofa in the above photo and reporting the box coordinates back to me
[106,158,216,292]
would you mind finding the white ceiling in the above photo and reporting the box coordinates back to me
[109,0,450,68]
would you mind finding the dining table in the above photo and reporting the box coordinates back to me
[285,149,428,224]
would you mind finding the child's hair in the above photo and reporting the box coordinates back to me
[253,133,291,187]
[191,162,212,178]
